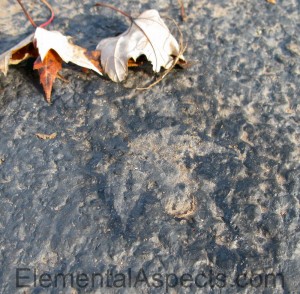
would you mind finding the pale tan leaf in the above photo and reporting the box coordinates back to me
[0,33,35,76]
[34,28,102,75]
[36,132,57,140]
[96,9,185,82]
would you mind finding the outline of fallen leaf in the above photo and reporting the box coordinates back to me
[165,196,197,219]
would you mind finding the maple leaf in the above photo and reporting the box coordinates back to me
[0,0,103,103]
[34,27,103,76]
[0,27,103,103]
[32,27,103,102]
[96,9,185,82]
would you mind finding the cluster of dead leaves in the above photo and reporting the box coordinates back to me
[0,3,186,103]
[0,27,102,103]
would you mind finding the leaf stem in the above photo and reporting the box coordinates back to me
[16,0,55,29]
[95,3,133,21]
[39,0,55,28]
[17,0,37,28]
[178,0,187,22]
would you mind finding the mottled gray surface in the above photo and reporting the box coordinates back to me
[0,0,299,293]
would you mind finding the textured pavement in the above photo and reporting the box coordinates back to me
[0,0,299,293]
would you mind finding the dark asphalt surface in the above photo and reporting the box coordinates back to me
[0,0,299,293]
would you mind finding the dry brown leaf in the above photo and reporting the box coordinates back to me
[36,132,57,140]
[33,49,63,103]
[32,28,103,102]
[0,33,36,76]
[34,27,103,75]
[1,27,103,102]
[0,28,103,78]
[96,9,185,82]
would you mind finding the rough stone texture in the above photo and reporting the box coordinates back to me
[0,0,299,293]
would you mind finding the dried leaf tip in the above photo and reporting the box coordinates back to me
[36,132,57,140]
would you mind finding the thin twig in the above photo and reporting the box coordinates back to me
[136,48,187,90]
[95,2,132,20]
[57,73,69,83]
[137,18,187,90]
